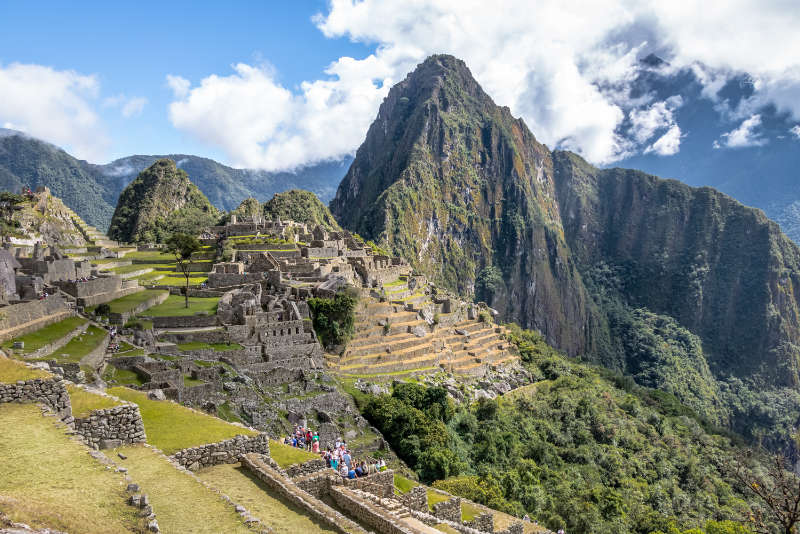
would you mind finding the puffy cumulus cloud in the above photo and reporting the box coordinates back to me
[104,94,147,118]
[0,62,108,160]
[167,59,391,170]
[169,0,800,169]
[166,75,190,99]
[791,125,800,140]
[715,114,766,149]
[646,124,682,156]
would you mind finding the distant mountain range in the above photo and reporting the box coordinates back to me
[0,127,352,232]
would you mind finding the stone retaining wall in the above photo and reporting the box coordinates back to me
[109,290,169,325]
[78,283,143,308]
[0,297,72,342]
[74,403,146,449]
[18,321,89,360]
[329,486,417,534]
[241,454,369,534]
[433,497,462,522]
[464,513,494,532]
[399,485,428,512]
[0,375,73,423]
[285,458,327,478]
[171,433,270,470]
[342,469,395,498]
[151,315,219,329]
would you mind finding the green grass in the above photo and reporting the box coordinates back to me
[67,384,122,418]
[146,295,220,317]
[177,341,244,352]
[115,444,251,534]
[1,316,87,355]
[461,501,483,522]
[394,473,418,494]
[197,463,339,534]
[339,366,438,379]
[383,279,407,288]
[0,355,51,383]
[153,275,208,287]
[268,439,319,468]
[101,364,145,387]
[40,325,106,364]
[108,263,161,274]
[183,374,205,387]
[216,401,243,424]
[427,488,450,511]
[123,250,176,262]
[434,525,460,534]
[0,403,143,533]
[108,387,256,454]
[105,289,168,314]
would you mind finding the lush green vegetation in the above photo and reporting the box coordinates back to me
[2,316,87,355]
[40,325,106,363]
[145,295,219,317]
[0,403,143,533]
[357,329,765,534]
[177,341,243,352]
[394,473,418,494]
[308,290,358,348]
[108,159,221,243]
[262,189,341,231]
[0,355,50,382]
[108,387,256,454]
[101,364,145,387]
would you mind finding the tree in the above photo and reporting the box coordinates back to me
[0,192,25,225]
[165,233,202,308]
[728,451,800,534]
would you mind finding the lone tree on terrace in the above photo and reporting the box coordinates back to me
[165,233,202,308]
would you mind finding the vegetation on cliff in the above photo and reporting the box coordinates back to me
[108,159,221,243]
[308,290,358,349]
[263,189,341,231]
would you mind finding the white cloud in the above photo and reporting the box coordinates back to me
[717,114,766,148]
[166,75,190,99]
[104,94,147,118]
[646,124,682,155]
[0,62,107,160]
[167,0,800,170]
[791,125,800,139]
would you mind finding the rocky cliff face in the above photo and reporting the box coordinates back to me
[553,151,800,386]
[108,159,220,243]
[331,55,594,356]
[331,54,800,391]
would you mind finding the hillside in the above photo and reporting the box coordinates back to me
[263,189,342,231]
[0,129,350,231]
[331,55,800,451]
[0,187,90,248]
[108,159,221,243]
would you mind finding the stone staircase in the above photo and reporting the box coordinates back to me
[329,288,519,378]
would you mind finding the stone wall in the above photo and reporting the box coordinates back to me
[73,403,146,449]
[433,497,462,522]
[329,486,417,534]
[171,433,270,470]
[207,272,264,288]
[399,485,428,512]
[285,458,327,478]
[341,469,395,498]
[78,283,143,308]
[55,277,121,298]
[0,375,72,422]
[17,320,88,360]
[0,297,72,342]
[109,290,168,325]
[240,453,369,534]
[464,513,494,532]
[151,315,219,329]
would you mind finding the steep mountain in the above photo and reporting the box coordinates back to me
[263,189,342,231]
[108,159,221,243]
[331,54,594,356]
[0,129,351,231]
[0,129,117,230]
[0,187,89,248]
[331,55,800,447]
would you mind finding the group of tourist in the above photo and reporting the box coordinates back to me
[283,427,387,480]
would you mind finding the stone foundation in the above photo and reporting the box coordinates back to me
[73,403,147,449]
[0,375,72,422]
[433,497,462,522]
[329,486,416,534]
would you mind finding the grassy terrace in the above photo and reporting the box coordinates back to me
[39,325,106,363]
[108,387,256,454]
[108,263,163,274]
[152,275,209,287]
[105,289,169,315]
[145,295,219,317]
[1,316,87,356]
[0,403,142,533]
[177,341,243,352]
[268,439,318,468]
[101,365,145,387]
[67,384,123,418]
[0,355,50,382]
[198,463,339,534]
[123,250,176,263]
[394,473,418,494]
[115,444,251,534]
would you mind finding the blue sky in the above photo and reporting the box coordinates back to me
[0,1,373,162]
[0,0,798,177]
